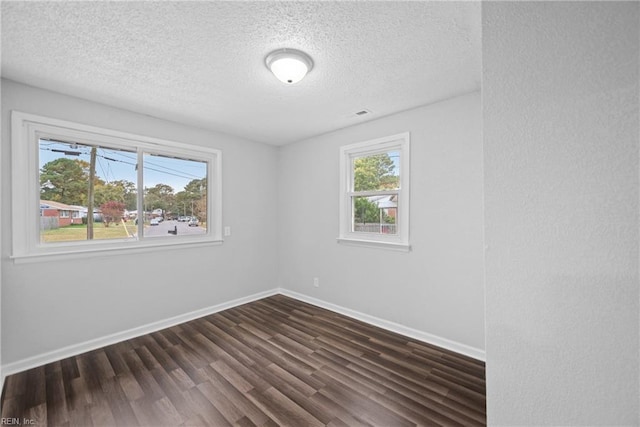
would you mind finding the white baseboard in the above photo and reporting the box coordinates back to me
[278,288,486,361]
[1,289,280,378]
[2,287,484,379]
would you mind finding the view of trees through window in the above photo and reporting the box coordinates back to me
[351,151,400,234]
[39,139,208,243]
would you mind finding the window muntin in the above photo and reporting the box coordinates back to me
[339,133,410,250]
[12,111,222,261]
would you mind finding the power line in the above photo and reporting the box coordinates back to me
[100,149,203,179]
[40,144,205,182]
[144,165,202,181]
[144,160,203,179]
[96,153,109,184]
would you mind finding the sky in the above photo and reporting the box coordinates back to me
[39,139,207,192]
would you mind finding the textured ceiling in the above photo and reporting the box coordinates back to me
[1,1,480,146]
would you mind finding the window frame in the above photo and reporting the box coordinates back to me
[11,111,223,263]
[338,132,411,251]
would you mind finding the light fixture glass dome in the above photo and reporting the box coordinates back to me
[265,48,313,84]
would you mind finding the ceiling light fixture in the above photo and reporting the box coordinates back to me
[265,48,313,85]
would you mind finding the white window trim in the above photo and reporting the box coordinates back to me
[338,132,411,251]
[11,111,223,263]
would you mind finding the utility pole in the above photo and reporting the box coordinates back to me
[87,146,97,240]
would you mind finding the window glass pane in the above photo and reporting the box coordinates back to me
[142,153,207,237]
[352,195,398,235]
[352,151,400,191]
[39,139,137,243]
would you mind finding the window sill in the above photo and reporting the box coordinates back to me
[336,237,411,252]
[11,238,224,264]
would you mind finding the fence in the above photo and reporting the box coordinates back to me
[41,216,59,230]
[354,223,397,234]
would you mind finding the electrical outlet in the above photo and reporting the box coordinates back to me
[224,226,231,237]
[313,277,320,288]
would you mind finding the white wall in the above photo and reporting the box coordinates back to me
[1,79,279,366]
[483,2,639,425]
[0,80,3,386]
[277,92,485,355]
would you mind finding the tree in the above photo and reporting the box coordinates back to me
[353,153,398,191]
[184,178,206,196]
[112,180,137,211]
[176,178,207,220]
[95,183,123,207]
[354,197,379,224]
[100,201,126,227]
[195,193,207,223]
[93,180,137,210]
[145,184,175,214]
[40,158,90,205]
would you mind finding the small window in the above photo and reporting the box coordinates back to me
[338,133,410,251]
[12,111,222,261]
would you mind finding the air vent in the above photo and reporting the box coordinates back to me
[355,109,371,116]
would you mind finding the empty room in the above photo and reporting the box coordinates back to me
[0,1,638,426]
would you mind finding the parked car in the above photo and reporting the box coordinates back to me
[178,216,188,222]
[188,217,200,227]
[150,218,160,226]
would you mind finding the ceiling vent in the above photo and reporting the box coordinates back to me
[354,109,372,117]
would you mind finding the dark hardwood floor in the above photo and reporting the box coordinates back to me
[1,295,486,426]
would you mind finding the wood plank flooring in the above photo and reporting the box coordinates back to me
[1,295,486,426]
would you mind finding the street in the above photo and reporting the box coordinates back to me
[144,219,206,237]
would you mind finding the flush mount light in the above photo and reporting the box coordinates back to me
[265,48,313,84]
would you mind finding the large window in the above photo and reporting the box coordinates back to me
[12,111,222,261]
[338,132,410,250]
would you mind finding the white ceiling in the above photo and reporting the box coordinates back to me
[1,1,481,146]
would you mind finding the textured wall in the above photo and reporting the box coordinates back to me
[277,92,485,354]
[483,2,639,424]
[1,80,279,365]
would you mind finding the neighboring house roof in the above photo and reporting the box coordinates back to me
[40,200,82,211]
[367,195,397,209]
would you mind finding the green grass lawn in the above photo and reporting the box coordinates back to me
[41,223,132,242]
